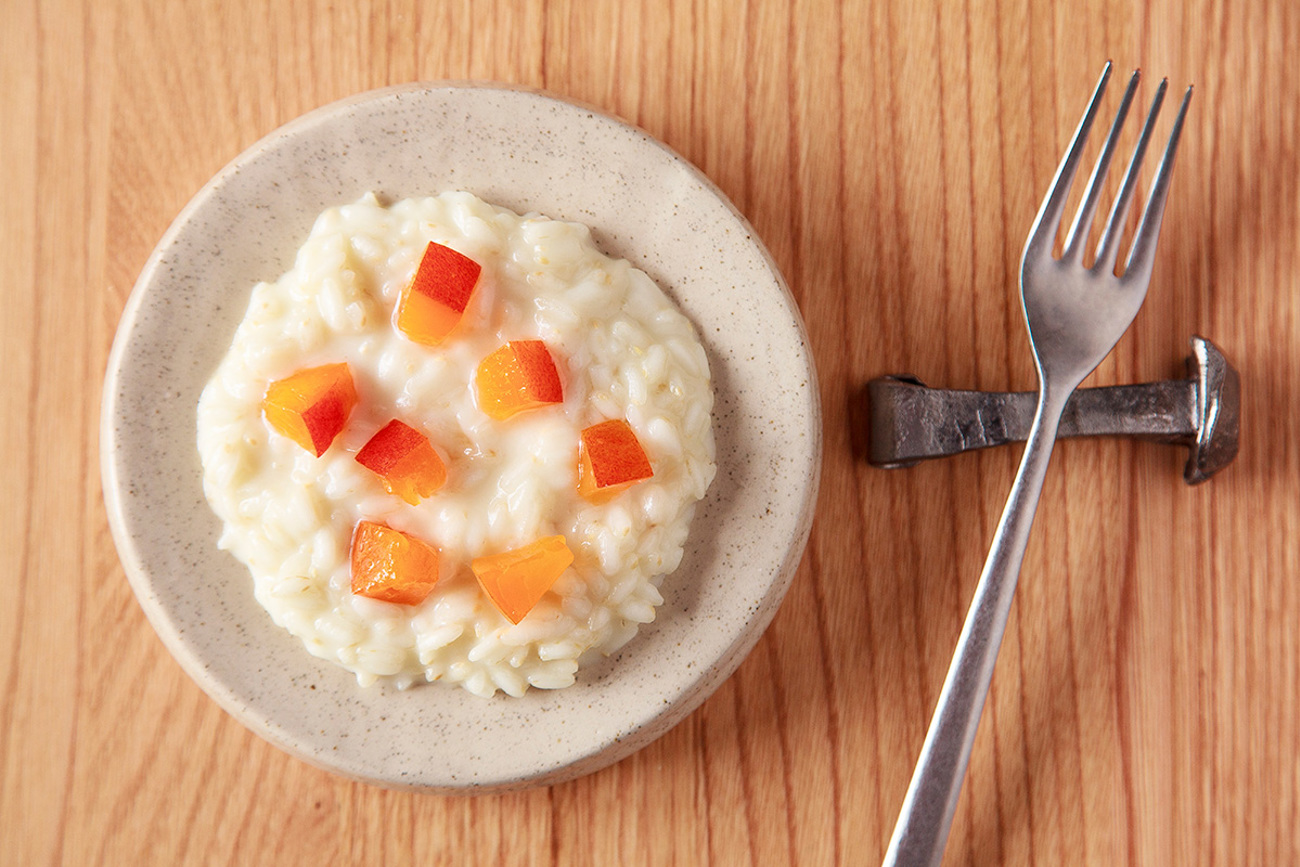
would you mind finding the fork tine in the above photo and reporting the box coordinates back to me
[1122,85,1193,284]
[1062,70,1141,262]
[1024,62,1112,257]
[1094,78,1169,274]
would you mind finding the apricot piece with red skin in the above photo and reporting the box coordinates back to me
[578,419,654,501]
[350,521,440,606]
[355,419,448,505]
[396,241,482,345]
[261,362,358,457]
[475,340,564,420]
[471,535,575,624]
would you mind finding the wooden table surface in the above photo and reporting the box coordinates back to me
[4,0,1298,864]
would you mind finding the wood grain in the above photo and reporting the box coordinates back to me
[3,0,1297,863]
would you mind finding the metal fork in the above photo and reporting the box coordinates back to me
[882,63,1191,867]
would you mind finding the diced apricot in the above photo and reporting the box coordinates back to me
[475,340,563,420]
[355,419,448,505]
[578,419,654,501]
[350,521,440,606]
[471,535,575,624]
[396,241,482,344]
[261,362,358,457]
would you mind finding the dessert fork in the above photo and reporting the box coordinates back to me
[882,63,1191,867]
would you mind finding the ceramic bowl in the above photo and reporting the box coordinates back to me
[102,82,821,792]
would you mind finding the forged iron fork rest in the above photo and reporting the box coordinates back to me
[867,336,1239,484]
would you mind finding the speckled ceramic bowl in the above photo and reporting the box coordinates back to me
[102,83,821,792]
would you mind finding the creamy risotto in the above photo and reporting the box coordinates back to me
[196,192,716,697]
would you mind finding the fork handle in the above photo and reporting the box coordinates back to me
[882,387,1069,867]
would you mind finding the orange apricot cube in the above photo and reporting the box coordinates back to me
[261,362,358,457]
[350,521,440,606]
[475,340,563,420]
[355,419,448,505]
[396,241,482,345]
[578,419,654,501]
[471,535,575,624]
